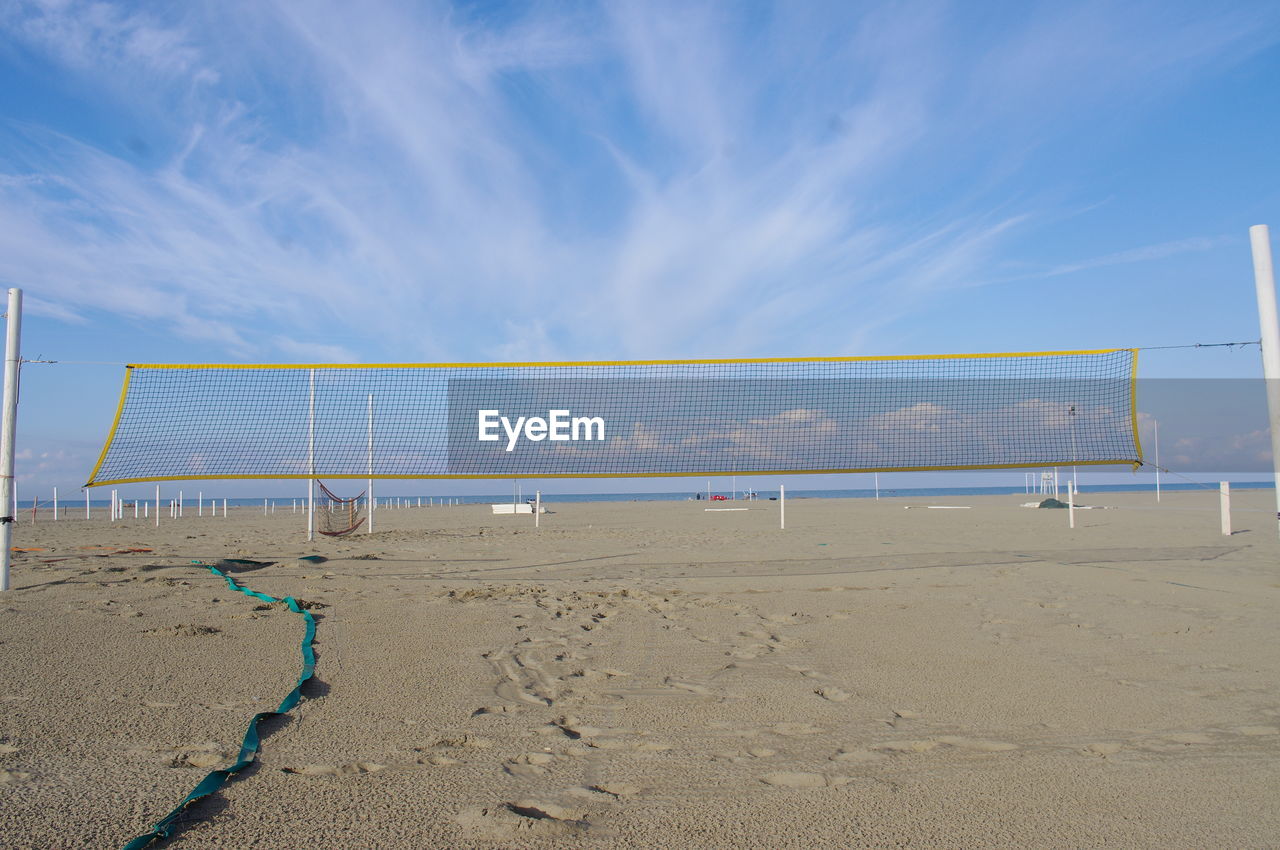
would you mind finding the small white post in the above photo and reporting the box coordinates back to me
[1067,480,1075,529]
[222,498,227,517]
[110,489,116,522]
[133,498,137,519]
[155,485,160,527]
[707,480,711,501]
[178,490,183,518]
[52,486,57,521]
[874,472,880,500]
[198,491,203,517]
[780,484,786,529]
[264,498,268,515]
[144,503,148,518]
[85,489,89,520]
[535,490,541,528]
[1249,224,1280,539]
[1220,481,1232,536]
[1154,420,1161,503]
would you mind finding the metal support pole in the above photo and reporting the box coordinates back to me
[535,490,540,528]
[1250,224,1280,540]
[154,485,160,528]
[307,369,315,542]
[780,484,785,529]
[367,394,374,534]
[0,289,21,591]
[1067,480,1075,529]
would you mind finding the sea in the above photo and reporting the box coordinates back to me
[54,480,1275,511]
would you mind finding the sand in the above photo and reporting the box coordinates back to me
[1,489,1279,848]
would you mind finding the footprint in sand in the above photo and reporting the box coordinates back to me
[455,801,589,839]
[664,678,716,698]
[770,723,825,737]
[814,687,851,702]
[873,740,938,754]
[504,753,558,777]
[936,736,1018,752]
[831,749,887,764]
[0,769,32,784]
[1083,742,1124,757]
[283,762,387,776]
[759,772,851,789]
[576,781,642,799]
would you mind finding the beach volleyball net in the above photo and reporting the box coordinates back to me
[85,349,1141,486]
[316,481,365,536]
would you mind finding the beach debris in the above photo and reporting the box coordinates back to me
[1038,498,1068,509]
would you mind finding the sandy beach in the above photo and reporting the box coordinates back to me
[2,488,1279,848]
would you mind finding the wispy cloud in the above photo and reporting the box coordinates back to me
[1041,236,1233,278]
[0,0,1275,370]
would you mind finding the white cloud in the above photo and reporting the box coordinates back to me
[0,0,1275,380]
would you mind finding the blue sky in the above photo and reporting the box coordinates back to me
[1,0,1278,500]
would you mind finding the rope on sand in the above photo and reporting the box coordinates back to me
[121,561,317,850]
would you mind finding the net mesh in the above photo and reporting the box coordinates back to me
[86,350,1141,485]
[316,481,365,536]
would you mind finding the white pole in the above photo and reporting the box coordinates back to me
[367,394,374,535]
[732,476,736,500]
[1053,468,1059,498]
[178,490,183,518]
[198,491,203,517]
[155,484,160,527]
[780,484,785,529]
[535,490,540,528]
[707,480,711,501]
[133,498,137,519]
[1067,480,1075,529]
[1154,420,1161,503]
[85,489,89,519]
[1220,481,1232,536]
[110,489,116,522]
[1249,224,1280,540]
[0,289,19,592]
[264,498,268,515]
[52,486,57,521]
[222,498,227,517]
[144,503,148,518]
[307,369,315,542]
[874,472,880,500]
